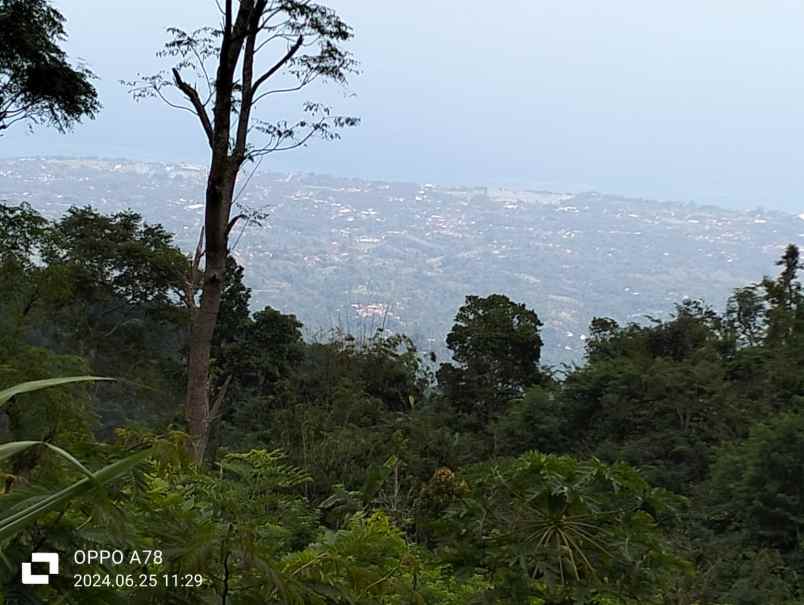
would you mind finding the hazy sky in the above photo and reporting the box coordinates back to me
[4,1,804,213]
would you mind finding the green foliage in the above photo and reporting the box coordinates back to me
[0,0,99,132]
[0,344,95,456]
[0,374,150,605]
[293,331,426,412]
[128,448,320,585]
[438,294,545,423]
[221,306,305,394]
[41,206,186,308]
[282,511,489,604]
[12,428,484,604]
[2,202,802,603]
[0,446,150,545]
[725,285,767,347]
[707,411,804,554]
[763,244,802,346]
[124,450,490,604]
[441,452,687,604]
[0,203,188,433]
[492,387,569,457]
[564,302,754,493]
[0,202,47,265]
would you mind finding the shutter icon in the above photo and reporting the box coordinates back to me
[21,552,59,585]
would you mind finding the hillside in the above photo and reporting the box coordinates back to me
[1,157,802,364]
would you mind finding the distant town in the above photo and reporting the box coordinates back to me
[2,157,802,365]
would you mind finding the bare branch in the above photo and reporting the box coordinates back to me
[232,154,265,204]
[172,68,214,147]
[226,213,247,238]
[102,318,143,338]
[0,89,27,116]
[152,86,196,115]
[257,7,284,31]
[253,28,295,55]
[251,127,317,157]
[252,76,313,106]
[0,112,33,131]
[183,225,206,313]
[188,42,214,104]
[209,374,232,421]
[252,35,304,95]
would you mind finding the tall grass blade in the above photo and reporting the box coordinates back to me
[0,441,94,480]
[0,448,151,545]
[0,376,115,406]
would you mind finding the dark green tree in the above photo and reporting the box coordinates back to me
[213,256,253,354]
[566,302,749,493]
[0,0,99,133]
[726,285,767,348]
[0,203,53,341]
[42,206,187,310]
[0,204,190,433]
[0,202,47,264]
[704,408,804,599]
[492,386,568,457]
[727,245,804,408]
[438,294,544,422]
[208,255,254,409]
[211,257,304,399]
[763,244,802,346]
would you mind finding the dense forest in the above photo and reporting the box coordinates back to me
[1,202,803,604]
[2,0,804,603]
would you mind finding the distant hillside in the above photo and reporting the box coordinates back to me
[2,157,802,365]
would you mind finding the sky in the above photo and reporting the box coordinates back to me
[4,0,804,213]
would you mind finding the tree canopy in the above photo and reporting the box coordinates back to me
[0,0,99,133]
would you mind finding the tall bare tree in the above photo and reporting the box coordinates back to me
[127,0,358,462]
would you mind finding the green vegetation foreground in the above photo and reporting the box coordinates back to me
[0,203,802,603]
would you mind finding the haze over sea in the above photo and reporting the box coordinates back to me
[4,0,804,214]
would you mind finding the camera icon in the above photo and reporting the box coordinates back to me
[21,552,59,585]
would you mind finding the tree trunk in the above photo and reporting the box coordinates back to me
[184,166,235,463]
[182,0,241,461]
[184,257,224,462]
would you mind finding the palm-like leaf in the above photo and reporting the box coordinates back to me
[0,376,115,406]
[0,376,147,548]
[0,441,93,479]
[0,448,151,545]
